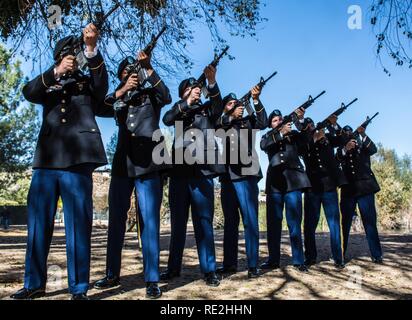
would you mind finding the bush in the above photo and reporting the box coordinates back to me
[372,145,412,230]
[375,175,405,229]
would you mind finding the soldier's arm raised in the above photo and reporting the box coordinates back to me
[87,51,109,104]
[22,67,57,105]
[253,100,268,130]
[94,92,116,118]
[162,100,192,126]
[361,135,378,156]
[260,129,283,152]
[215,113,233,130]
[147,71,172,107]
[207,83,224,121]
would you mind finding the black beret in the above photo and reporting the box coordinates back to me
[342,125,353,133]
[268,109,282,128]
[222,93,238,107]
[118,56,134,80]
[268,109,282,120]
[53,36,77,61]
[178,77,201,98]
[302,117,314,130]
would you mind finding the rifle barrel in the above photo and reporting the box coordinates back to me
[144,26,167,54]
[313,90,326,101]
[359,112,379,129]
[334,98,358,116]
[153,26,167,43]
[345,98,358,108]
[79,3,120,42]
[211,46,229,67]
[298,90,326,110]
[198,46,229,85]
[263,71,278,84]
[369,112,379,120]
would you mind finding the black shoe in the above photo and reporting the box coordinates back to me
[160,269,180,281]
[71,293,89,300]
[94,276,120,290]
[204,272,220,287]
[260,261,280,270]
[334,262,346,269]
[294,264,309,272]
[304,259,317,267]
[146,282,162,299]
[10,287,45,300]
[216,265,237,275]
[372,257,383,264]
[247,267,261,279]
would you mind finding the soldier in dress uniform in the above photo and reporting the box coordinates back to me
[337,126,383,263]
[160,65,224,286]
[93,51,172,298]
[300,116,347,269]
[260,108,311,272]
[215,87,267,278]
[11,24,108,300]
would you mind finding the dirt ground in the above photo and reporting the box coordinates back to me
[0,225,411,300]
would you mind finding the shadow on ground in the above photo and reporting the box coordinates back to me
[0,226,411,300]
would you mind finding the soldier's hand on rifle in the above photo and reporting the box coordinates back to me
[251,85,261,102]
[345,139,357,152]
[356,126,366,137]
[55,55,76,78]
[187,87,202,106]
[124,74,139,91]
[280,122,292,136]
[294,107,305,120]
[232,106,244,119]
[116,74,138,98]
[83,23,99,53]
[137,51,153,71]
[328,114,338,125]
[204,65,217,86]
[314,129,326,142]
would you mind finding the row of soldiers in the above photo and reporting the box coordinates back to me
[11,24,382,300]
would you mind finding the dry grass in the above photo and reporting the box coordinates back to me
[0,225,411,300]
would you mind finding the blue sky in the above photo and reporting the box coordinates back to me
[97,0,409,154]
[6,0,412,188]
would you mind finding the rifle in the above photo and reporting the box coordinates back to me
[197,46,230,97]
[281,91,326,126]
[57,2,120,72]
[353,112,379,139]
[227,71,278,117]
[315,98,358,131]
[122,26,167,85]
[265,91,326,137]
[295,90,326,112]
[119,26,167,106]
